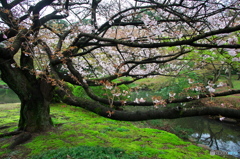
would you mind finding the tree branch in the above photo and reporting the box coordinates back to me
[56,84,240,120]
[79,25,240,48]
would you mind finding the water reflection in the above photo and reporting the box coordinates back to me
[162,116,240,157]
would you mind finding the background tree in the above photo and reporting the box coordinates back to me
[0,0,240,133]
[183,47,239,87]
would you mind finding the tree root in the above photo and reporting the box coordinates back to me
[0,130,32,149]
[0,131,22,138]
[0,126,11,130]
[8,132,32,149]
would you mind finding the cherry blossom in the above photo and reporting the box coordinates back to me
[227,49,237,56]
[10,63,16,68]
[194,86,202,92]
[134,98,140,104]
[169,92,176,98]
[232,57,240,62]
[219,117,225,121]
[206,86,215,93]
[139,98,146,103]
[217,82,224,87]
[188,79,194,84]
[2,34,7,39]
[113,92,121,97]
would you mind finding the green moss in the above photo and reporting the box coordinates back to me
[0,79,7,85]
[0,103,224,159]
[1,143,10,149]
[26,137,72,156]
[116,127,130,132]
[0,150,10,156]
[30,146,137,159]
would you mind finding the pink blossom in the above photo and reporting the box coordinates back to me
[232,57,240,62]
[11,63,16,68]
[188,79,194,84]
[105,85,113,90]
[206,86,215,92]
[194,86,201,91]
[169,92,176,98]
[3,34,7,39]
[134,98,140,104]
[219,117,225,121]
[228,50,237,56]
[113,93,121,97]
[217,82,224,87]
[139,98,146,103]
[207,81,214,87]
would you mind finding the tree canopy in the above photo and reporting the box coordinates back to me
[0,0,240,132]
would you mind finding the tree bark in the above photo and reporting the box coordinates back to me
[0,58,53,132]
[18,82,53,132]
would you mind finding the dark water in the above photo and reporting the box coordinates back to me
[160,117,240,158]
[0,88,20,103]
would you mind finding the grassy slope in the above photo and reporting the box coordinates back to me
[0,103,223,159]
[0,79,6,86]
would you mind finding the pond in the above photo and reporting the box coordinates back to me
[129,91,240,158]
[158,117,240,158]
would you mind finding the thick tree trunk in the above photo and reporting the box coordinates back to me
[0,59,53,132]
[17,73,54,132]
[18,88,53,132]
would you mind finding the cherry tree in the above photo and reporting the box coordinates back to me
[183,46,239,87]
[0,0,240,132]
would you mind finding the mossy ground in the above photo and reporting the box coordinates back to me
[0,103,226,159]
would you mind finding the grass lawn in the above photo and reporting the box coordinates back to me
[0,78,6,85]
[0,103,225,159]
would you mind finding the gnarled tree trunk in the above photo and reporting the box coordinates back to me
[18,80,53,132]
[0,58,53,132]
